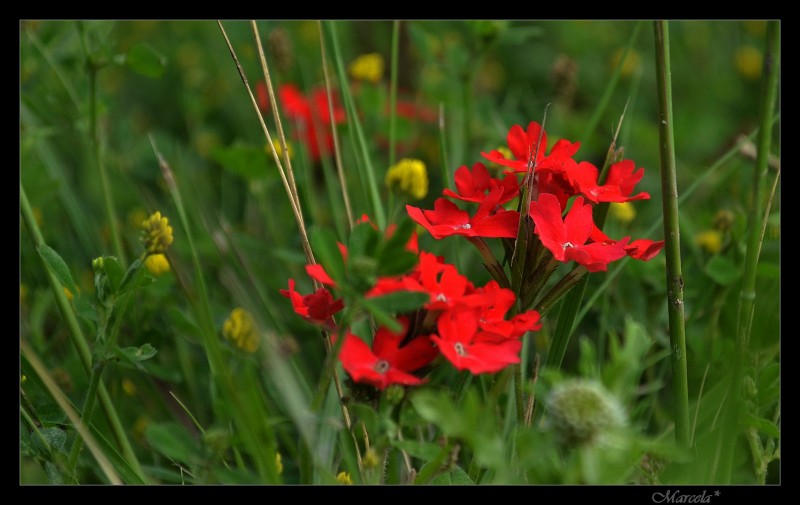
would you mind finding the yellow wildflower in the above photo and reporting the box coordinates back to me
[64,286,74,301]
[610,48,642,78]
[144,253,171,276]
[386,158,428,200]
[222,308,260,353]
[695,230,723,254]
[349,52,384,84]
[122,378,137,396]
[362,447,380,469]
[140,211,174,255]
[336,471,353,485]
[734,45,762,81]
[609,202,636,224]
[275,453,284,475]
[269,139,294,160]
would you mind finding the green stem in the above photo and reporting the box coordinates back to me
[719,20,780,483]
[68,360,107,470]
[20,183,146,482]
[325,21,386,229]
[82,24,126,265]
[389,20,400,168]
[653,20,689,448]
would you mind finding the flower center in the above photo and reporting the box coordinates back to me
[373,360,390,374]
[435,293,448,302]
[452,223,472,230]
[454,342,468,357]
[562,241,574,250]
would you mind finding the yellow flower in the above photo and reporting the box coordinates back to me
[609,202,636,224]
[695,230,723,254]
[222,307,260,353]
[610,47,642,78]
[63,286,74,301]
[140,211,174,255]
[362,448,380,469]
[336,471,353,485]
[144,253,171,276]
[268,139,294,160]
[734,45,762,81]
[386,158,428,200]
[349,52,384,84]
[122,378,137,396]
[275,452,284,475]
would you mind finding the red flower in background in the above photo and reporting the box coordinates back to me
[258,82,345,162]
[338,317,439,390]
[529,193,628,272]
[406,187,520,240]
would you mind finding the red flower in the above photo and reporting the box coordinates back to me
[571,159,650,204]
[472,281,542,338]
[280,279,344,326]
[442,162,520,205]
[338,316,438,390]
[590,226,665,261]
[529,193,628,272]
[401,251,479,311]
[269,83,345,162]
[481,121,580,175]
[406,187,520,239]
[430,308,523,374]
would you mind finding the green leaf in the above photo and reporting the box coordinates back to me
[429,465,475,485]
[102,256,125,293]
[209,143,270,181]
[498,26,544,46]
[213,466,262,484]
[126,43,166,78]
[118,258,144,294]
[744,414,780,439]
[117,343,158,363]
[36,403,67,426]
[144,422,199,465]
[704,255,741,286]
[348,221,379,258]
[36,244,78,296]
[310,227,346,286]
[391,439,442,460]
[366,291,428,316]
[31,427,68,456]
[45,461,65,485]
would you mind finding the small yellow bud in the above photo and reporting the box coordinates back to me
[140,211,174,255]
[21,374,27,384]
[488,146,513,171]
[695,230,723,254]
[144,253,171,276]
[362,448,380,469]
[349,52,385,84]
[122,378,137,396]
[734,45,762,81]
[336,471,353,485]
[609,202,636,224]
[386,158,429,200]
[610,48,642,78]
[222,308,260,353]
[269,139,294,160]
[63,286,74,301]
[275,452,284,475]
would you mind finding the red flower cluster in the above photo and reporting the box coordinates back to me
[281,228,541,389]
[408,120,664,273]
[257,82,345,162]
